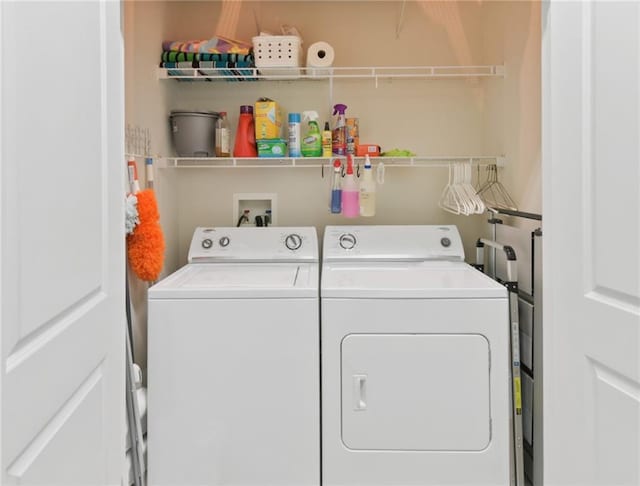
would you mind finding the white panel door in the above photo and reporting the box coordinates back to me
[543,2,640,485]
[0,2,125,484]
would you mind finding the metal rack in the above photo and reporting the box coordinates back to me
[156,65,506,82]
[157,155,506,169]
[483,208,543,486]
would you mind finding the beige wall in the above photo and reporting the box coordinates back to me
[158,0,503,264]
[483,1,542,216]
[125,0,541,371]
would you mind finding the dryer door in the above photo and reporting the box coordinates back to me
[341,334,491,451]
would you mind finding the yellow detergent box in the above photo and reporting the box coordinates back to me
[254,98,282,139]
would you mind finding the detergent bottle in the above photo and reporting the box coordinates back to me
[233,105,257,157]
[359,155,376,217]
[332,103,347,156]
[301,111,322,157]
[341,155,359,218]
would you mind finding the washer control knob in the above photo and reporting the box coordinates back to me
[219,236,230,247]
[201,238,213,249]
[339,233,357,250]
[285,233,303,251]
[440,237,451,248]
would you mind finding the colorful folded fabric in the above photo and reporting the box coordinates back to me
[159,61,196,78]
[160,51,197,62]
[160,61,195,69]
[161,51,253,63]
[159,59,257,82]
[162,36,252,55]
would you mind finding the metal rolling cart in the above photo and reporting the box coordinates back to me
[474,207,543,486]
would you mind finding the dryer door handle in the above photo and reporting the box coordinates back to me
[353,375,367,411]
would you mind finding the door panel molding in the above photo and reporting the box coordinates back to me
[7,362,104,478]
[590,358,640,403]
[6,289,106,372]
[586,287,640,316]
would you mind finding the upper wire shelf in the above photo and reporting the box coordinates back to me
[158,155,506,169]
[156,65,506,81]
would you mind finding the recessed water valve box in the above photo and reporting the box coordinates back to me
[233,193,277,227]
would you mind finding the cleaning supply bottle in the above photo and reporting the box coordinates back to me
[215,111,230,157]
[288,113,301,157]
[330,159,342,214]
[301,111,322,157]
[359,155,376,217]
[233,105,257,157]
[332,103,347,155]
[341,155,359,218]
[322,122,332,157]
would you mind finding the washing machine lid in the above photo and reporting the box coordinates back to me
[321,261,506,298]
[149,263,318,299]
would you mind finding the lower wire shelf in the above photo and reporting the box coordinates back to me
[157,155,506,169]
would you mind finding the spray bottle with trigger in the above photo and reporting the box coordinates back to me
[329,159,342,214]
[341,154,360,218]
[301,111,322,157]
[332,103,347,156]
[359,154,376,217]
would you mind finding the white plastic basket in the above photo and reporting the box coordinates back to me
[252,35,303,79]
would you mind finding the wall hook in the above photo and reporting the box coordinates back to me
[356,163,361,178]
[321,164,325,178]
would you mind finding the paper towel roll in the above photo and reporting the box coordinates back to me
[306,41,334,76]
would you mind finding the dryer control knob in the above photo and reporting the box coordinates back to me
[202,238,213,249]
[440,237,451,248]
[219,236,230,247]
[339,233,357,250]
[285,233,303,251]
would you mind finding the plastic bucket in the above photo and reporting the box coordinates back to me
[169,111,220,157]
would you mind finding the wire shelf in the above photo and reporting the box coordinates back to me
[158,156,506,169]
[156,65,506,81]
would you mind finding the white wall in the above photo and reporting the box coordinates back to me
[125,0,541,372]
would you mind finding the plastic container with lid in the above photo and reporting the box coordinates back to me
[169,110,220,157]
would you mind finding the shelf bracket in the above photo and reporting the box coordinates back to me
[328,75,334,106]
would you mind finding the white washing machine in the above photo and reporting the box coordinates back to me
[321,225,510,486]
[148,227,320,486]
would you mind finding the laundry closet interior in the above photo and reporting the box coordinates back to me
[124,1,542,485]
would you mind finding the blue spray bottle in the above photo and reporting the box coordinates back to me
[330,159,342,214]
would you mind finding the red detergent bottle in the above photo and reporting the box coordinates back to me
[233,105,257,157]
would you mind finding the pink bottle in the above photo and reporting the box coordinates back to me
[233,105,257,157]
[341,155,360,218]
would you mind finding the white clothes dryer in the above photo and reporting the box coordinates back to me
[321,225,510,486]
[148,227,320,486]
